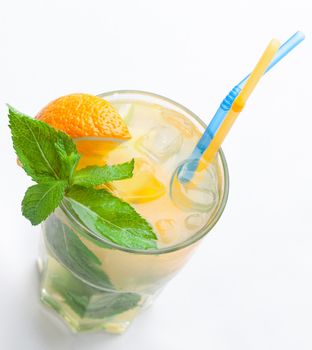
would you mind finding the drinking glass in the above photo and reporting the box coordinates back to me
[39,90,229,333]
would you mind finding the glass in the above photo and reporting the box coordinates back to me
[38,90,229,333]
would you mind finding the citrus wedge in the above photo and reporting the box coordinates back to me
[36,93,131,140]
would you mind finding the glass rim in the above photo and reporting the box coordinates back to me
[60,89,229,255]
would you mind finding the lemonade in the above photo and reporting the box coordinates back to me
[37,91,229,333]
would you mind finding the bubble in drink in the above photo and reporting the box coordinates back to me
[136,126,183,162]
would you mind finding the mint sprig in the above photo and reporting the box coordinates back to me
[8,106,157,249]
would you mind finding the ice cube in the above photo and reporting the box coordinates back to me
[163,109,199,138]
[171,163,219,212]
[111,158,166,203]
[126,103,162,130]
[185,213,205,230]
[136,126,183,162]
[116,103,133,120]
[185,188,216,208]
[155,219,178,244]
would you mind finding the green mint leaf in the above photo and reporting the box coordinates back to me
[73,159,134,187]
[55,139,81,181]
[65,185,157,250]
[45,215,113,288]
[22,181,68,225]
[8,105,79,183]
[45,215,141,318]
[50,270,140,319]
[83,291,140,319]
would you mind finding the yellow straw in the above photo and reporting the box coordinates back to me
[197,39,280,170]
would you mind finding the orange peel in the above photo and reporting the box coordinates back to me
[36,93,131,140]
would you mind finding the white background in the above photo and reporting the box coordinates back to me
[0,0,312,349]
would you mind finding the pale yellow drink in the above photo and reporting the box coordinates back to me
[39,91,228,333]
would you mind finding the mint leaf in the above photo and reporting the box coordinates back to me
[61,287,141,319]
[66,186,157,250]
[83,292,140,319]
[45,215,141,318]
[55,139,80,181]
[22,181,67,225]
[73,159,134,187]
[45,215,112,288]
[8,105,79,183]
[50,268,140,319]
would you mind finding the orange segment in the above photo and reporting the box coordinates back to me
[106,158,166,204]
[75,139,123,155]
[75,140,126,169]
[36,93,131,139]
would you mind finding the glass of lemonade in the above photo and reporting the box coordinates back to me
[39,90,229,333]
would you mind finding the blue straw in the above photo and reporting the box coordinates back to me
[178,31,305,183]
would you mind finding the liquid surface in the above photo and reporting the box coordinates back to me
[77,100,221,248]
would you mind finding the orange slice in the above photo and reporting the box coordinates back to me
[107,158,166,203]
[36,93,131,140]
